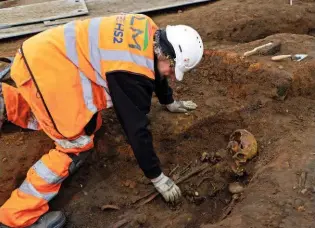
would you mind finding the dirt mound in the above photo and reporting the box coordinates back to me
[154,0,315,43]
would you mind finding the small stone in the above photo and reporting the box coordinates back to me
[83,191,88,196]
[278,65,284,69]
[232,194,240,200]
[201,152,209,162]
[16,140,24,146]
[279,201,285,206]
[123,180,131,187]
[294,199,304,208]
[195,191,199,196]
[178,10,183,13]
[301,189,307,194]
[135,214,147,224]
[2,157,7,162]
[133,189,139,196]
[228,182,244,194]
[114,136,122,143]
[129,181,136,189]
[297,206,305,212]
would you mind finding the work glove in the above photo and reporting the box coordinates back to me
[166,100,197,113]
[151,173,181,202]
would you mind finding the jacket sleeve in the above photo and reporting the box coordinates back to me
[106,72,162,179]
[154,74,174,105]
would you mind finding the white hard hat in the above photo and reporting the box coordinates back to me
[166,25,204,81]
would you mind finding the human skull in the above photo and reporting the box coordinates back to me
[227,129,257,168]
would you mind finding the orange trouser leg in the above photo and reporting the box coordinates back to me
[2,83,40,130]
[0,149,72,227]
[1,80,100,227]
[0,132,95,227]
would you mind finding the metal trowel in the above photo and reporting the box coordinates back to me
[271,54,308,62]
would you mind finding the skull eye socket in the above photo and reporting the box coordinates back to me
[231,132,242,144]
[235,153,246,160]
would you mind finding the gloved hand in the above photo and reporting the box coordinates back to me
[166,100,197,113]
[151,173,181,202]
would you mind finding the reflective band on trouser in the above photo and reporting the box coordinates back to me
[27,113,40,130]
[88,18,112,108]
[19,181,57,201]
[64,21,97,113]
[55,134,94,153]
[0,149,72,227]
[32,159,67,184]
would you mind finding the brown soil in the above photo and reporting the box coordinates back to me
[1,0,315,227]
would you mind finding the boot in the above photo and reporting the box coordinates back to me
[0,211,66,228]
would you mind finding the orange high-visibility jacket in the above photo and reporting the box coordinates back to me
[10,14,158,138]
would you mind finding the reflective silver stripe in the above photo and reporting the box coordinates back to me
[88,18,103,85]
[64,21,97,113]
[88,18,112,108]
[79,71,97,113]
[19,180,57,201]
[55,135,92,149]
[27,120,38,130]
[27,113,39,130]
[33,160,65,184]
[100,49,154,71]
[64,22,78,66]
